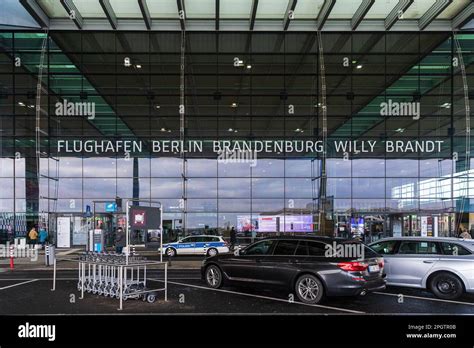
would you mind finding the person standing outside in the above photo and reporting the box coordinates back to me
[460,229,472,239]
[114,227,126,253]
[230,226,237,251]
[7,225,14,243]
[28,226,38,246]
[39,226,48,248]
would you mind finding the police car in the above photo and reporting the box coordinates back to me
[160,235,230,257]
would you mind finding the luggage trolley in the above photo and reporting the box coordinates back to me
[52,254,168,310]
[74,252,168,309]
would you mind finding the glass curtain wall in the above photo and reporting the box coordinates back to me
[0,31,472,244]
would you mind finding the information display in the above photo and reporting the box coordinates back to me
[237,215,258,233]
[350,217,365,236]
[237,215,313,233]
[281,215,313,232]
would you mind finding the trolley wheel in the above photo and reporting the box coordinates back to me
[146,294,156,303]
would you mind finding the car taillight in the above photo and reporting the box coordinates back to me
[337,261,368,272]
[377,258,384,269]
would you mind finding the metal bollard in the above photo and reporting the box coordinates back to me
[45,245,55,267]
[45,245,50,266]
[9,245,14,270]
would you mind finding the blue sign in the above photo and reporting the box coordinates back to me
[105,202,117,212]
[85,205,92,218]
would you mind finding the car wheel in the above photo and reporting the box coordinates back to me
[429,272,464,300]
[166,247,176,257]
[295,274,324,304]
[207,248,218,257]
[205,265,223,289]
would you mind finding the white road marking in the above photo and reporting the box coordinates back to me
[0,279,39,290]
[148,278,364,314]
[373,291,474,306]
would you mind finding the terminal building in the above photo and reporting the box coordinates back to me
[0,0,473,247]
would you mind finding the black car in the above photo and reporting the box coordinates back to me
[201,236,386,304]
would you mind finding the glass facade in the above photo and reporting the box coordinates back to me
[0,31,473,245]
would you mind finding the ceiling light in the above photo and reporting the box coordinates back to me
[440,102,451,109]
[352,60,357,64]
[167,130,171,133]
[228,128,233,132]
[155,105,160,109]
[161,128,166,132]
[234,129,238,133]
[27,104,35,109]
[356,64,363,69]
[246,64,252,69]
[135,64,142,69]
[231,102,238,108]
[18,102,25,106]
[295,128,302,132]
[395,128,405,133]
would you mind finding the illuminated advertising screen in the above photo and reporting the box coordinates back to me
[237,215,258,233]
[238,215,313,233]
[281,215,313,232]
[350,217,365,235]
[258,216,278,232]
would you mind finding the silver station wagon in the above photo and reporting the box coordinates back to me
[369,237,474,300]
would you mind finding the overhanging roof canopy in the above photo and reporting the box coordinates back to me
[19,0,474,31]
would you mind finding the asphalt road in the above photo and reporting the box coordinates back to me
[0,269,473,315]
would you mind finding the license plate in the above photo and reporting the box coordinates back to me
[368,265,380,273]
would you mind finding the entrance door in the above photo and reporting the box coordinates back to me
[72,216,88,245]
[57,216,71,248]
